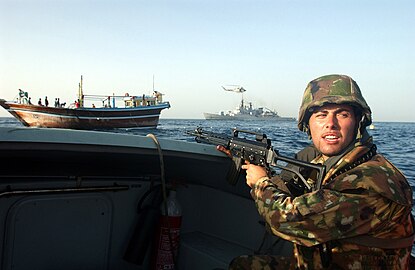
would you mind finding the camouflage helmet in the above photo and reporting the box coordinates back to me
[298,74,372,132]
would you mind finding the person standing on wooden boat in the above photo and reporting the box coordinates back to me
[225,74,414,269]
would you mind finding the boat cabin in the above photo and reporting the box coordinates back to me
[123,94,159,107]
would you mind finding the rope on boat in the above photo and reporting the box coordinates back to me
[146,134,167,202]
[146,133,178,270]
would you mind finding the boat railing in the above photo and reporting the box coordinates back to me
[76,92,166,109]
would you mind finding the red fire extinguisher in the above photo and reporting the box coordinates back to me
[152,189,182,270]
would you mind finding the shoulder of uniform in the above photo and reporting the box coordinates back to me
[328,155,412,206]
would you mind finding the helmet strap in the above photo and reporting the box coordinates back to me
[355,115,369,146]
[304,124,312,139]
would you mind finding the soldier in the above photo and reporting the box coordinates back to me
[223,75,414,269]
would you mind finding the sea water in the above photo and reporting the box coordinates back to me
[1,117,415,253]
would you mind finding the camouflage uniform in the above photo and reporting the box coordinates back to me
[230,75,414,270]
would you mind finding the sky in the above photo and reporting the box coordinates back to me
[0,0,414,122]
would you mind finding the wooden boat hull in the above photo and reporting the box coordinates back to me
[0,99,170,129]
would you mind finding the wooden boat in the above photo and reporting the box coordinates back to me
[0,78,170,130]
[0,98,170,129]
[0,126,292,270]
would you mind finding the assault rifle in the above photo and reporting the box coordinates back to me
[187,127,326,192]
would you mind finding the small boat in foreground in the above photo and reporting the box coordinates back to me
[0,126,292,269]
[0,78,170,130]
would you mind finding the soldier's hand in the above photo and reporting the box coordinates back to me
[242,161,268,188]
[216,145,232,158]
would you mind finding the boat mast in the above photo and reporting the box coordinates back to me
[78,75,84,107]
[153,75,155,92]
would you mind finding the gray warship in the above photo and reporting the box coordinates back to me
[204,86,296,121]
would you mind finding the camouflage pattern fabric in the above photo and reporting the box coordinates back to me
[244,139,414,269]
[228,255,293,270]
[298,74,372,132]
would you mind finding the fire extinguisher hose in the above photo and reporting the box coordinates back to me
[146,133,178,269]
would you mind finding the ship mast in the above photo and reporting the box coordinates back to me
[240,91,244,109]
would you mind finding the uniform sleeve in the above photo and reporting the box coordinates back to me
[251,177,385,247]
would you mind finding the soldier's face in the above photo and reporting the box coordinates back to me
[308,104,357,159]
